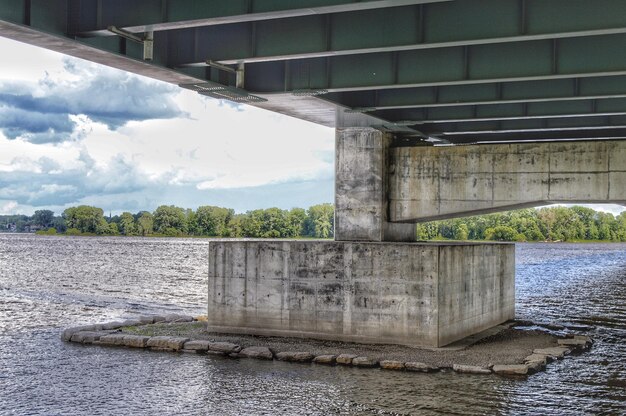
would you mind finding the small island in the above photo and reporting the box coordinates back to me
[62,315,593,377]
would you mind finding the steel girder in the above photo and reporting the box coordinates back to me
[2,0,626,144]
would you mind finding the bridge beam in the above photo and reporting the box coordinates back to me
[390,140,626,222]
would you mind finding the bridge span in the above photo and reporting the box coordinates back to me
[3,0,625,346]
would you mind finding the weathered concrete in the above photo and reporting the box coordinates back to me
[335,128,415,242]
[390,140,626,222]
[207,240,514,347]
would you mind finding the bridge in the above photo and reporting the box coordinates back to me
[2,0,625,346]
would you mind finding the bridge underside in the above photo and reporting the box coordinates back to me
[2,0,626,143]
[3,0,625,346]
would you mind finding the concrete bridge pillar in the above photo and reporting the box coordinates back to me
[335,128,415,242]
[207,126,515,347]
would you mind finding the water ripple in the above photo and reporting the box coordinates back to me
[0,236,624,415]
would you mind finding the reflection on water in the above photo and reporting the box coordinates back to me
[0,235,624,415]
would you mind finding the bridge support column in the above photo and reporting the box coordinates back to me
[335,127,415,242]
[207,127,515,347]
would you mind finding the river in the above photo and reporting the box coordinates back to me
[0,234,624,415]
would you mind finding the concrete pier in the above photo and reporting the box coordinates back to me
[335,128,415,242]
[208,240,514,348]
[206,127,517,347]
[390,140,626,222]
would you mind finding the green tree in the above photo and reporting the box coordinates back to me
[153,205,187,235]
[119,212,137,236]
[52,217,67,233]
[305,203,334,238]
[241,210,263,237]
[259,207,289,238]
[226,214,245,237]
[286,208,307,237]
[63,206,106,234]
[106,222,120,235]
[453,223,469,240]
[32,210,54,228]
[484,225,521,241]
[195,206,233,236]
[137,212,154,236]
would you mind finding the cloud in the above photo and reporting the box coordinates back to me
[0,151,150,206]
[0,200,19,215]
[0,38,337,215]
[0,57,185,143]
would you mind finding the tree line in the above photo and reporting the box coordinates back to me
[0,204,335,239]
[2,205,625,242]
[417,206,626,242]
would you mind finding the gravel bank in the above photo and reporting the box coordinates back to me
[120,321,558,368]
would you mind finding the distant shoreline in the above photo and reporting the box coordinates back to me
[2,232,625,244]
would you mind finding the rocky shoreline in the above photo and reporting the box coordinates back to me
[62,315,593,377]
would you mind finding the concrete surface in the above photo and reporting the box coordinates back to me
[335,128,415,241]
[390,140,626,222]
[207,240,514,347]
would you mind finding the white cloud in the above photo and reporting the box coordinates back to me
[0,37,335,214]
[0,200,19,215]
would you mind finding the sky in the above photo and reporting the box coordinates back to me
[0,36,623,217]
[0,36,335,216]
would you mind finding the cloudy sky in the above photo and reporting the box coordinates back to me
[0,36,623,217]
[0,36,335,216]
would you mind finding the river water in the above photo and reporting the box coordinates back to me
[0,234,624,415]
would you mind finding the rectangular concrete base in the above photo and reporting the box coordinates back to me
[208,240,515,347]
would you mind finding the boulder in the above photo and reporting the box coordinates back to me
[525,360,546,373]
[165,314,194,323]
[405,362,439,373]
[524,354,550,365]
[208,342,241,354]
[120,319,141,327]
[313,355,337,365]
[98,334,127,346]
[101,321,125,330]
[558,337,592,350]
[152,315,167,323]
[146,336,189,351]
[492,364,530,376]
[352,357,378,368]
[123,335,150,348]
[137,315,155,325]
[380,360,405,371]
[69,331,102,344]
[239,346,273,360]
[62,325,96,342]
[184,340,211,351]
[275,351,314,363]
[574,335,593,343]
[452,364,491,374]
[336,354,358,365]
[543,323,565,331]
[533,347,570,359]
